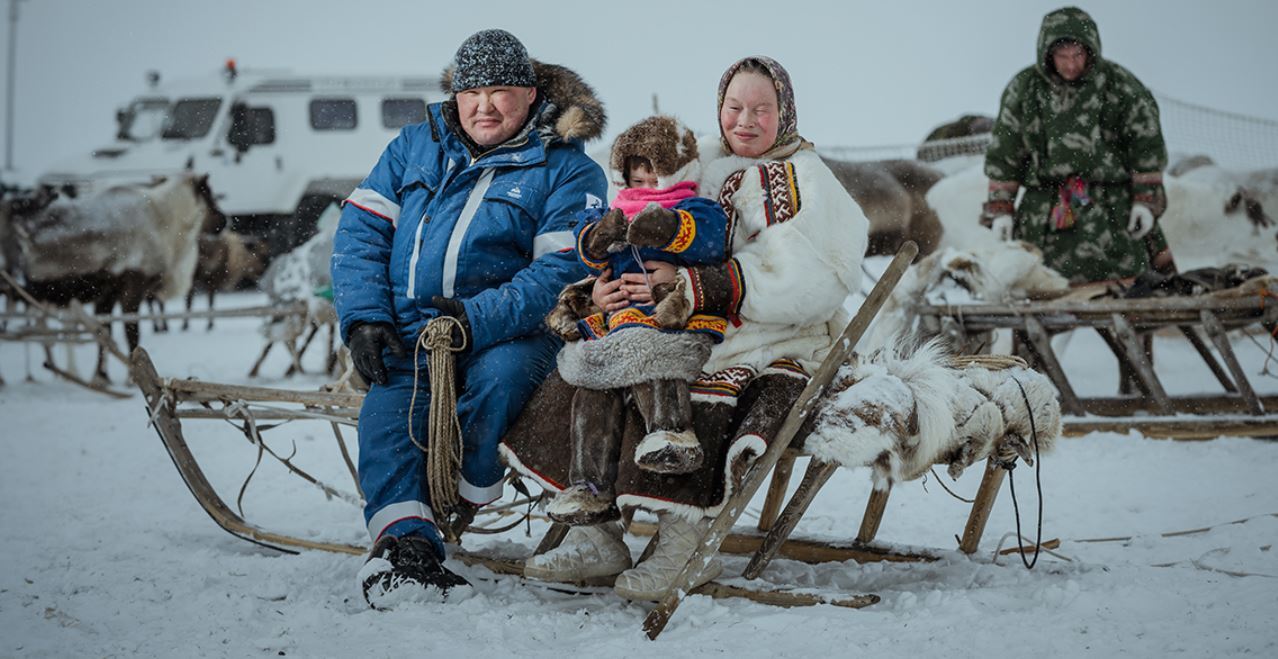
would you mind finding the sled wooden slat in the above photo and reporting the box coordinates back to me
[921,295,1265,318]
[1200,310,1264,415]
[627,521,938,564]
[172,407,361,423]
[641,241,918,640]
[1062,415,1278,439]
[743,459,840,580]
[0,303,305,325]
[1109,313,1173,414]
[857,485,892,545]
[534,523,571,556]
[958,459,1007,554]
[1064,393,1278,417]
[165,378,366,408]
[757,450,798,532]
[1093,326,1151,398]
[1178,325,1238,393]
[1020,316,1085,415]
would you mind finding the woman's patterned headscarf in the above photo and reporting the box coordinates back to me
[716,56,804,158]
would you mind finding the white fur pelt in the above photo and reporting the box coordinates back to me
[863,241,1068,353]
[1162,163,1278,272]
[804,341,1061,490]
[943,361,1062,480]
[16,175,209,300]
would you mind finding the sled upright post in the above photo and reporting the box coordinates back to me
[642,241,918,640]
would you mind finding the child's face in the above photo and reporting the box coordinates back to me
[626,162,659,189]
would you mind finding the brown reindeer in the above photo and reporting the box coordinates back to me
[822,157,945,258]
[184,230,269,330]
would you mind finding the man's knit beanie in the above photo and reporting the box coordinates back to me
[449,29,536,93]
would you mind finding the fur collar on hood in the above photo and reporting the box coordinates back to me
[439,59,607,148]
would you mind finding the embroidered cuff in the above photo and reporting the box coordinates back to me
[987,179,1020,202]
[687,258,746,319]
[575,223,610,270]
[662,209,698,254]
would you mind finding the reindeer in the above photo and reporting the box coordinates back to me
[11,173,224,383]
[183,229,269,330]
[822,156,945,258]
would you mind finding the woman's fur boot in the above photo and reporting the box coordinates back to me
[613,512,722,600]
[523,521,632,583]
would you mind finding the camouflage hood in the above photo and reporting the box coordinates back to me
[1035,6,1102,82]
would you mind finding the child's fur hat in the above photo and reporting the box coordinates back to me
[609,115,700,188]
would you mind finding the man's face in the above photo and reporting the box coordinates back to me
[456,86,537,147]
[1052,42,1089,82]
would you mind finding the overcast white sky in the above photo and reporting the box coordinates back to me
[2,0,1276,178]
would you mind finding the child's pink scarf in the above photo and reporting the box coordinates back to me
[612,181,698,218]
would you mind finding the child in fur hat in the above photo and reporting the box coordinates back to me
[543,115,732,525]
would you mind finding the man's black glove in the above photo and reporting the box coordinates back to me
[348,322,406,386]
[430,296,472,351]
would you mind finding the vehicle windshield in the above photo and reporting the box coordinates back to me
[118,97,170,142]
[162,97,223,140]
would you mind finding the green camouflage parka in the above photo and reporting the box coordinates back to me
[983,6,1169,283]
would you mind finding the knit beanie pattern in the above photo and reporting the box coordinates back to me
[450,29,536,93]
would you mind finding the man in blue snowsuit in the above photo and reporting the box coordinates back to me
[330,29,607,607]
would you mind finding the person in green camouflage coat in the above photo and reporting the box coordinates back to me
[982,6,1172,284]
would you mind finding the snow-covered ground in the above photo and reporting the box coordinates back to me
[2,291,1277,657]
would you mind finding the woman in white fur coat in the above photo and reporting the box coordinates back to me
[501,56,870,599]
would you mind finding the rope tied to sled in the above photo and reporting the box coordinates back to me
[408,316,469,533]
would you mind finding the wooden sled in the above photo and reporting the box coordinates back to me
[916,293,1278,439]
[128,346,880,612]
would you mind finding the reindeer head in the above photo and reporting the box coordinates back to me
[190,174,227,233]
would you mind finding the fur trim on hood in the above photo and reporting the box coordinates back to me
[440,59,607,144]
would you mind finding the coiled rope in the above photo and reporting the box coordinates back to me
[407,316,468,529]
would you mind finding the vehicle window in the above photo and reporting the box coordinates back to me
[162,97,223,140]
[120,97,170,142]
[310,98,358,131]
[382,98,426,129]
[228,106,276,147]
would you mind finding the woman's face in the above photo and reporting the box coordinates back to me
[720,71,779,158]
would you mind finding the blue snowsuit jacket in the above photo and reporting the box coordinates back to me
[331,101,608,353]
